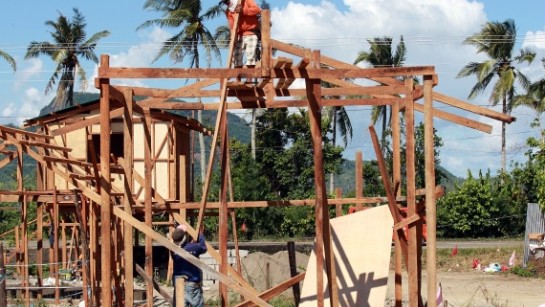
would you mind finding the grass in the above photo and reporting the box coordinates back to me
[387,244,545,278]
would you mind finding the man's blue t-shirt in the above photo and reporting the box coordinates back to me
[172,234,207,282]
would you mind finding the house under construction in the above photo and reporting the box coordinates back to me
[0,9,514,307]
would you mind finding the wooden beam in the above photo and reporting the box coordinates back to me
[424,75,438,307]
[369,126,408,263]
[122,88,135,307]
[14,140,72,152]
[135,264,172,306]
[413,102,492,133]
[306,50,338,307]
[50,108,125,136]
[142,108,154,303]
[0,125,53,139]
[404,79,420,307]
[99,54,113,307]
[433,91,514,123]
[235,273,306,307]
[113,208,271,306]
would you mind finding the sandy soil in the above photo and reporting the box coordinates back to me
[209,251,545,306]
[385,270,545,307]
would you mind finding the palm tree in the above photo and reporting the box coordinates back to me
[322,80,353,193]
[0,49,16,72]
[457,19,535,172]
[354,36,407,150]
[139,0,223,182]
[515,58,545,146]
[25,8,110,110]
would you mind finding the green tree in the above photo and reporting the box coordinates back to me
[140,0,224,183]
[457,19,535,172]
[354,36,407,149]
[0,49,16,72]
[436,170,512,238]
[25,8,110,110]
[514,57,545,209]
[322,79,353,193]
[384,122,445,190]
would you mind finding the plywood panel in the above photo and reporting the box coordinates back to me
[66,129,86,159]
[153,123,171,197]
[154,162,169,198]
[134,123,145,160]
[299,205,393,306]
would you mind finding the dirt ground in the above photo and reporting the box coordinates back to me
[203,251,545,306]
[385,270,545,307]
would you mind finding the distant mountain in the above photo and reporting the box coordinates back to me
[332,159,463,197]
[37,92,251,143]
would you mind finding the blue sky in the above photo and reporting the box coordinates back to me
[0,0,544,178]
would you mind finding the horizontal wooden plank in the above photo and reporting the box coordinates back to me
[413,102,492,133]
[99,66,435,80]
[0,125,53,139]
[433,91,514,123]
[17,140,72,152]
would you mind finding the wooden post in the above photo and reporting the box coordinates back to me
[306,50,338,307]
[424,75,437,307]
[74,192,90,306]
[404,78,420,306]
[335,188,342,217]
[99,54,113,307]
[143,108,154,306]
[36,200,43,300]
[54,192,60,303]
[287,241,300,306]
[195,0,244,234]
[219,106,230,305]
[260,10,271,75]
[355,151,363,211]
[175,277,185,307]
[0,243,6,307]
[123,88,135,307]
[135,264,173,306]
[22,195,29,306]
[392,99,403,307]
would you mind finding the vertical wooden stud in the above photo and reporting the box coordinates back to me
[99,54,113,307]
[123,89,135,307]
[424,75,437,307]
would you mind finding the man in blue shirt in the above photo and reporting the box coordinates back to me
[171,225,208,307]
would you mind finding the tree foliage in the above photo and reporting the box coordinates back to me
[25,8,110,110]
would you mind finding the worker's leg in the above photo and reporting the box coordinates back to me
[242,34,258,67]
[233,37,244,68]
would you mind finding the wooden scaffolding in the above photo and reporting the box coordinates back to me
[0,8,515,307]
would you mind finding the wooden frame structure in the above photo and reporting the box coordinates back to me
[0,9,515,307]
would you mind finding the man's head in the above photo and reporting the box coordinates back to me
[172,225,187,245]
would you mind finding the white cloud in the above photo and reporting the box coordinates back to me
[90,27,171,89]
[269,0,545,178]
[14,58,43,90]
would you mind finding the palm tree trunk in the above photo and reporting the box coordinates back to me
[329,111,337,194]
[198,110,206,182]
[251,109,256,160]
[501,97,507,173]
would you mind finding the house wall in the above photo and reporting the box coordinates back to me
[42,111,190,202]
